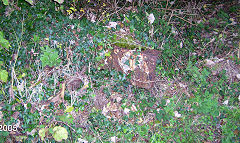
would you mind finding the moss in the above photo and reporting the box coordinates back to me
[110,35,146,50]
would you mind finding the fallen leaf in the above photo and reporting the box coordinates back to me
[165,99,170,106]
[77,138,88,143]
[223,100,228,105]
[174,111,181,118]
[102,106,108,116]
[17,81,24,92]
[110,136,117,143]
[236,74,240,80]
[105,22,118,29]
[131,104,137,112]
[39,128,46,141]
[148,13,155,24]
[123,108,130,115]
[205,59,215,67]
[60,82,66,100]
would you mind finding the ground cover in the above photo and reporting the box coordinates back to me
[0,0,239,142]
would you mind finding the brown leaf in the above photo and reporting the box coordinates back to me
[50,95,61,103]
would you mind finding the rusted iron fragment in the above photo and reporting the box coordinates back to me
[107,45,160,89]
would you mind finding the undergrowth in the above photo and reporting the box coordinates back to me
[0,0,239,142]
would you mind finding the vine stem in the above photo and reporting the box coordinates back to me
[9,14,25,101]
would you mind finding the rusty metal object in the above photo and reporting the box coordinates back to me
[108,45,160,89]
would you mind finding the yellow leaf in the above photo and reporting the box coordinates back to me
[65,106,74,113]
[80,8,84,12]
[67,10,72,15]
[83,84,89,89]
[16,98,21,103]
[203,4,207,9]
[22,73,26,77]
[229,18,234,22]
[39,128,46,141]
[219,34,222,38]
[70,7,77,12]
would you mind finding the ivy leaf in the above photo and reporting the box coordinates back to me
[2,0,8,5]
[0,69,8,82]
[54,0,64,4]
[0,31,10,50]
[53,126,68,142]
[25,0,34,5]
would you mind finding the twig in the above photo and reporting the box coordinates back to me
[97,1,127,24]
[167,10,174,26]
[172,53,184,65]
[131,77,166,83]
[56,121,75,143]
[238,42,240,59]
[173,14,196,26]
[56,121,76,132]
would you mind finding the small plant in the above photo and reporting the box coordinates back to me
[0,31,10,50]
[40,46,61,67]
[0,69,8,82]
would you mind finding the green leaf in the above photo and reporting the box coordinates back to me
[96,56,102,61]
[25,0,34,5]
[105,51,111,57]
[65,106,74,113]
[53,126,68,142]
[0,31,10,50]
[2,0,9,5]
[49,128,54,134]
[33,34,39,42]
[53,0,64,4]
[0,69,8,82]
[125,15,130,22]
